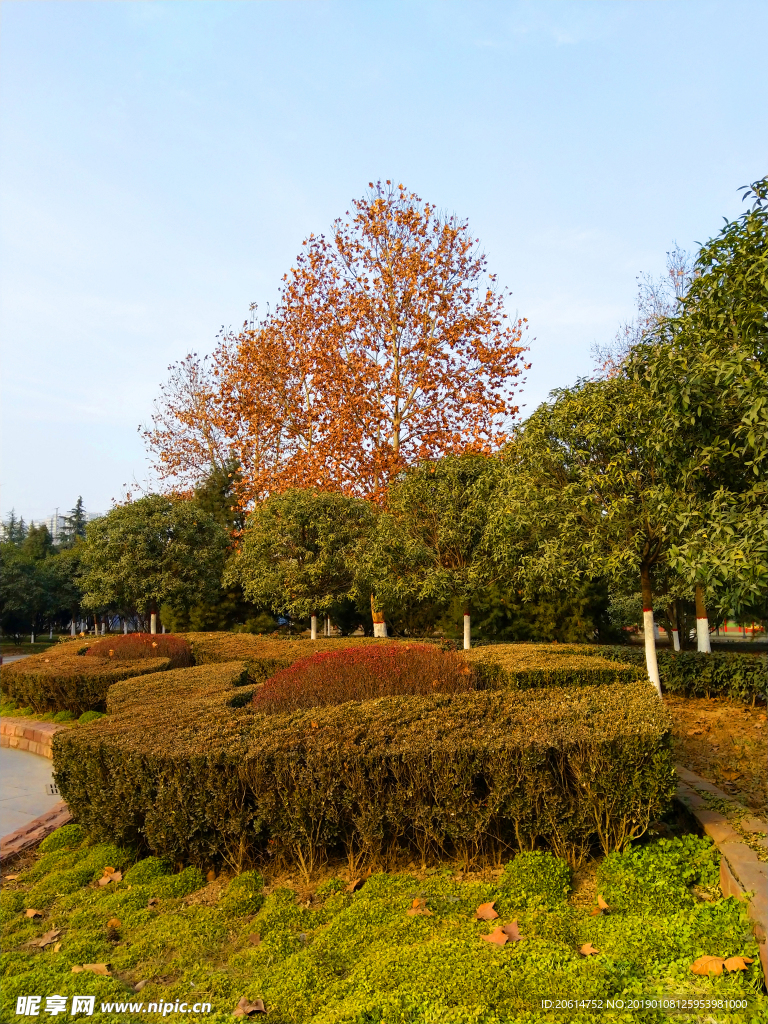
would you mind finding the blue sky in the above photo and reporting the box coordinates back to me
[2,0,766,522]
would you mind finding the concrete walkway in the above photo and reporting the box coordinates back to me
[0,746,61,836]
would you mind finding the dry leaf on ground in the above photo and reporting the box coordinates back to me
[502,920,524,942]
[580,943,600,956]
[724,956,754,972]
[248,933,261,946]
[72,963,111,976]
[147,898,159,909]
[475,901,498,921]
[106,918,121,929]
[690,956,725,976]
[480,927,509,946]
[233,996,267,1016]
[206,870,217,882]
[25,909,42,919]
[31,929,61,949]
[406,897,432,917]
[346,878,363,893]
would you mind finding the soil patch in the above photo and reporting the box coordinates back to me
[666,695,767,811]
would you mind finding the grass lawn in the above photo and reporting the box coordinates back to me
[1,825,765,1024]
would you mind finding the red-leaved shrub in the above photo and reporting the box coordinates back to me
[85,633,192,670]
[253,643,476,713]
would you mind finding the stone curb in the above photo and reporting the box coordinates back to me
[0,718,72,863]
[676,765,768,983]
[0,716,69,760]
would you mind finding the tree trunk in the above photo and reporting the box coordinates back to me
[640,565,661,696]
[371,594,387,638]
[310,614,318,640]
[70,619,76,637]
[30,630,35,644]
[666,602,681,652]
[695,585,712,653]
[49,626,53,639]
[123,618,128,635]
[463,607,471,650]
[150,607,157,635]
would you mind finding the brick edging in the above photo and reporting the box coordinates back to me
[675,764,768,983]
[0,717,73,862]
[0,716,69,759]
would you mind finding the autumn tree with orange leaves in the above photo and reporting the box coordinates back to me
[145,183,528,631]
[147,182,527,495]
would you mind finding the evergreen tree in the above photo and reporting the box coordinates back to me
[61,497,88,548]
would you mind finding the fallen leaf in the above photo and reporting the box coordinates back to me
[346,878,363,893]
[98,869,122,887]
[53,942,62,953]
[724,956,754,972]
[206,869,217,882]
[72,963,111,976]
[690,956,725,976]
[248,933,261,946]
[25,909,42,919]
[502,920,524,942]
[580,943,600,956]
[106,918,121,929]
[310,721,319,729]
[406,897,432,917]
[134,981,147,993]
[597,895,610,911]
[5,874,19,881]
[147,898,159,909]
[33,929,61,948]
[480,926,509,946]
[233,995,267,1016]
[475,901,499,921]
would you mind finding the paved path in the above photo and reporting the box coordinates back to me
[0,746,61,836]
[2,654,33,664]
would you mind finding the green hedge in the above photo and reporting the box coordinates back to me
[53,661,676,869]
[1,653,171,714]
[593,646,767,703]
[463,643,646,691]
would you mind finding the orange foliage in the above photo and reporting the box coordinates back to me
[145,182,528,506]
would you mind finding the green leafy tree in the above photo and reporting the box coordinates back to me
[22,523,55,562]
[60,497,88,549]
[629,177,768,639]
[0,543,46,640]
[226,489,374,637]
[490,376,690,693]
[80,495,229,633]
[1,510,27,546]
[358,455,498,648]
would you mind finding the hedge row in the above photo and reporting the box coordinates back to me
[53,661,676,869]
[1,653,171,714]
[179,632,437,684]
[592,646,767,703]
[463,643,646,690]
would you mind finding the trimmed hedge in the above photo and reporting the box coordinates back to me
[593,646,767,703]
[85,632,192,669]
[53,661,676,869]
[462,643,646,691]
[254,644,475,712]
[180,631,441,684]
[1,653,171,714]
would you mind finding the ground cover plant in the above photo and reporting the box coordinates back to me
[462,643,645,690]
[52,660,676,872]
[253,644,475,712]
[1,826,764,1023]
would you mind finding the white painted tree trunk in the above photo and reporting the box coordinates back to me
[463,612,471,650]
[325,615,331,637]
[150,612,157,635]
[49,626,53,639]
[373,620,388,637]
[123,619,128,634]
[310,614,317,640]
[31,630,35,644]
[162,624,166,634]
[695,585,712,653]
[371,594,387,637]
[671,629,681,652]
[101,622,106,635]
[643,608,661,696]
[70,620,76,636]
